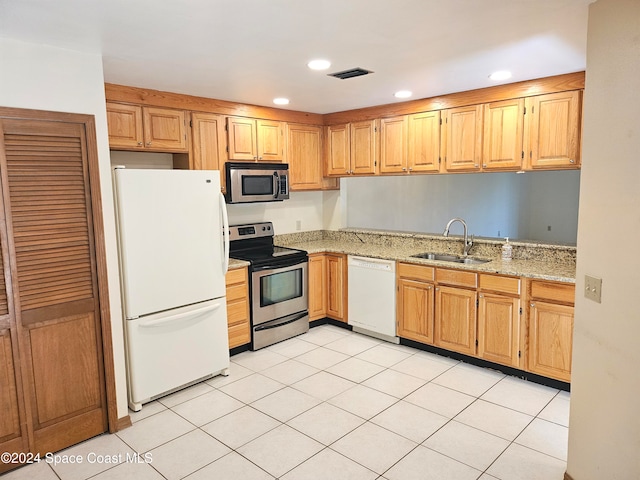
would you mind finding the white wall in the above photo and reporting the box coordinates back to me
[344,170,580,243]
[567,1,640,478]
[0,38,129,419]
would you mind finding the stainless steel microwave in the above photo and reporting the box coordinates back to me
[224,162,290,204]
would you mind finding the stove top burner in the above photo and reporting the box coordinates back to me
[228,222,307,268]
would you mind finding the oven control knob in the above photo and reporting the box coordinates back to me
[267,226,271,230]
[262,226,266,231]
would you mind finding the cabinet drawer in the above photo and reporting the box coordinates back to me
[226,283,247,303]
[226,267,247,286]
[397,262,435,282]
[436,268,477,288]
[227,299,249,327]
[530,280,575,305]
[479,274,521,295]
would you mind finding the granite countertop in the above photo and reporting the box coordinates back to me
[277,230,576,283]
[228,258,250,270]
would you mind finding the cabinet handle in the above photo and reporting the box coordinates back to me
[259,156,263,160]
[409,167,413,171]
[146,141,151,146]
[474,164,479,168]
[569,159,575,163]
[479,294,484,298]
[530,303,535,307]
[482,164,487,168]
[137,141,143,146]
[435,287,440,291]
[402,167,407,171]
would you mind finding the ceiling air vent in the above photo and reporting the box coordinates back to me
[328,68,373,80]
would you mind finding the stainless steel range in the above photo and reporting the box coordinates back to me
[229,222,308,350]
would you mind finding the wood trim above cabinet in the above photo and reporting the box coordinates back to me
[105,83,323,125]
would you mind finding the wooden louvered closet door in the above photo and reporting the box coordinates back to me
[0,115,108,464]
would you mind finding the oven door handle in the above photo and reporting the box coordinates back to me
[254,312,308,332]
[252,257,307,271]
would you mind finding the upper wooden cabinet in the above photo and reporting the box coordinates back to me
[325,121,378,176]
[482,98,525,171]
[442,105,483,172]
[408,111,441,173]
[226,116,285,162]
[190,112,227,190]
[287,123,338,191]
[526,90,582,169]
[379,116,408,174]
[106,102,188,152]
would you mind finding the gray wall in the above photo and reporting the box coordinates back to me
[345,170,580,244]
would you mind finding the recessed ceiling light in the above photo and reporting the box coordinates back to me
[273,98,289,105]
[489,70,512,81]
[307,59,331,70]
[394,90,413,99]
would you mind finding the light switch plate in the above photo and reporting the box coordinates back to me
[584,275,602,303]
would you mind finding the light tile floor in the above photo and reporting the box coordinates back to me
[5,325,570,480]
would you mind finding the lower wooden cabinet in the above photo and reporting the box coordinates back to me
[528,279,575,382]
[308,254,328,321]
[225,267,250,348]
[326,253,347,322]
[435,285,477,356]
[478,293,520,367]
[396,263,435,344]
[477,274,522,368]
[395,263,573,384]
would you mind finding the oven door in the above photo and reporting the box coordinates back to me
[251,258,308,326]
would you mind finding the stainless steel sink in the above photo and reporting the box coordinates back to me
[411,252,490,265]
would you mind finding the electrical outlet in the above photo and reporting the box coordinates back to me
[295,220,302,231]
[584,275,602,303]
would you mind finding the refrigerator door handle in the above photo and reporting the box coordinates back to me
[138,302,223,328]
[219,191,230,274]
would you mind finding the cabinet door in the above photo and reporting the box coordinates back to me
[528,91,581,169]
[326,254,347,322]
[397,278,434,344]
[435,285,477,355]
[308,254,327,321]
[191,113,227,191]
[482,99,524,170]
[408,111,441,173]
[225,267,250,349]
[325,124,350,176]
[287,124,324,190]
[143,107,188,151]
[478,293,520,367]
[443,105,482,171]
[227,116,257,160]
[379,116,408,174]
[257,120,284,162]
[106,102,143,149]
[528,301,573,382]
[350,120,378,175]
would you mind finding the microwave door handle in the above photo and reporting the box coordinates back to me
[273,172,280,199]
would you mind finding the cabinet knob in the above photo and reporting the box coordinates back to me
[474,164,479,168]
[259,156,263,160]
[146,141,151,146]
[137,142,143,146]
[435,287,440,291]
[253,156,258,160]
[482,164,487,168]
[569,159,575,164]
[531,303,535,307]
[479,294,484,298]
[402,167,407,171]
[409,167,413,171]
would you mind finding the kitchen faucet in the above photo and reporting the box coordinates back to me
[443,217,474,256]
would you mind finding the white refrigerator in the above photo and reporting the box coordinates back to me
[114,167,230,411]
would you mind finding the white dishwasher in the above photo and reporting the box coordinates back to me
[347,255,398,343]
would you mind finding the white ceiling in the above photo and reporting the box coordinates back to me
[0,0,592,114]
